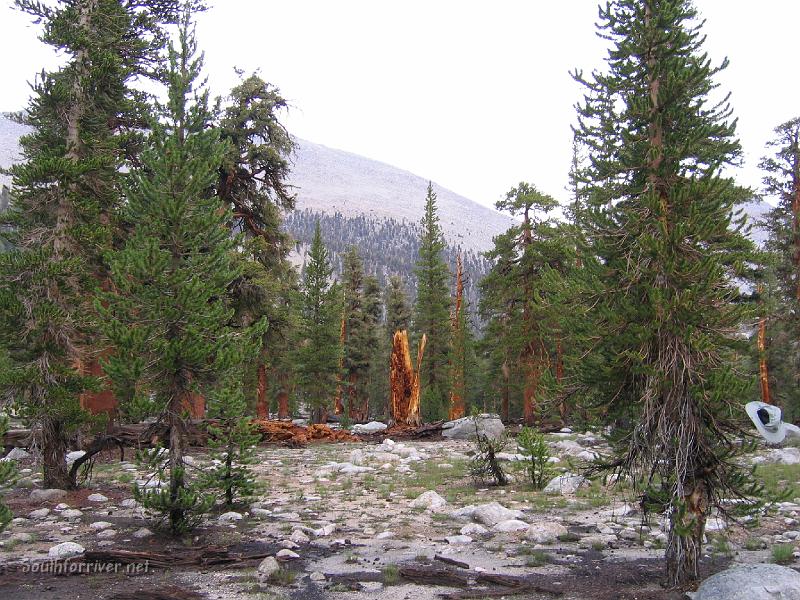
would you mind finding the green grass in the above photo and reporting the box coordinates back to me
[709,534,733,558]
[754,464,800,499]
[268,569,297,586]
[524,550,553,567]
[772,543,795,565]
[557,532,581,543]
[382,564,401,585]
[743,537,764,551]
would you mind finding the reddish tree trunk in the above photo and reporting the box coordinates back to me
[277,371,290,420]
[390,330,425,427]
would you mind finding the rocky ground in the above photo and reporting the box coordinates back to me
[1,427,799,599]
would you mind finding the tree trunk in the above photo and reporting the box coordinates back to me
[500,360,510,423]
[334,313,346,415]
[390,330,425,427]
[168,394,186,534]
[757,314,772,405]
[256,362,268,419]
[41,417,73,489]
[666,480,708,587]
[277,371,290,420]
[523,359,539,427]
[793,154,800,301]
[448,254,465,420]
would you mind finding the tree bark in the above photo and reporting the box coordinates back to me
[41,417,73,489]
[167,393,187,533]
[666,479,708,586]
[276,371,290,420]
[757,302,772,405]
[255,362,268,419]
[448,254,465,420]
[390,330,425,427]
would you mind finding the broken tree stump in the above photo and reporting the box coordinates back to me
[389,330,425,427]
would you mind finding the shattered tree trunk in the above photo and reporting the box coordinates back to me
[448,254,465,420]
[390,330,425,427]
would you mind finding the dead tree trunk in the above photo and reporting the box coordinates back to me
[390,330,425,427]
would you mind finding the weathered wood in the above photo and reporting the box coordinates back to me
[434,554,469,569]
[389,330,425,427]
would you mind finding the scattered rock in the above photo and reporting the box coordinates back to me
[314,524,336,537]
[48,542,85,559]
[28,508,50,519]
[460,523,488,536]
[687,564,800,600]
[525,522,568,544]
[89,521,114,530]
[3,448,30,461]
[133,528,152,539]
[446,535,473,544]
[352,421,388,434]
[87,493,108,502]
[705,517,727,531]
[30,488,68,503]
[410,490,448,512]
[376,531,395,540]
[279,540,299,549]
[290,529,310,544]
[310,571,326,582]
[8,533,33,544]
[65,450,86,464]
[579,534,616,549]
[251,507,271,519]
[97,529,116,539]
[543,474,589,495]
[493,519,529,533]
[61,509,83,519]
[257,556,280,582]
[218,511,243,523]
[472,502,524,526]
[120,499,138,509]
[276,549,300,560]
[442,414,505,440]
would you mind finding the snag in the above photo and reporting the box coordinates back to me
[389,330,425,427]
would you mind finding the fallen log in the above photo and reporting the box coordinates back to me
[253,420,356,446]
[434,554,469,569]
[112,587,205,600]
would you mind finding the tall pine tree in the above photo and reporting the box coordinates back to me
[295,223,342,423]
[99,15,253,533]
[413,182,451,422]
[573,0,759,585]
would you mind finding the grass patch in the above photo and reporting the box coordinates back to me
[754,464,800,499]
[557,532,581,543]
[382,564,401,585]
[743,537,764,551]
[772,543,795,565]
[268,569,297,586]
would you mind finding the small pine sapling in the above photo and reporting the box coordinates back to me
[202,382,262,506]
[133,446,213,535]
[517,426,553,489]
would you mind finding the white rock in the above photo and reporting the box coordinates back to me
[577,450,599,461]
[8,532,33,544]
[133,528,153,539]
[687,564,800,600]
[493,519,529,533]
[705,517,727,532]
[28,508,51,519]
[315,524,336,537]
[279,540,299,549]
[87,493,108,502]
[65,450,86,464]
[310,571,326,582]
[218,511,243,523]
[61,509,83,519]
[257,556,280,582]
[450,505,477,521]
[442,414,505,440]
[97,529,116,539]
[349,449,365,465]
[30,488,68,502]
[251,507,271,519]
[290,529,310,544]
[618,528,639,541]
[579,534,616,549]
[446,535,473,544]
[543,474,589,495]
[55,503,69,510]
[525,522,568,544]
[352,421,388,434]
[89,521,114,530]
[276,549,300,560]
[120,499,138,509]
[376,531,395,540]
[460,523,488,536]
[410,490,448,512]
[472,502,524,526]
[3,448,30,461]
[597,503,636,520]
[48,542,85,559]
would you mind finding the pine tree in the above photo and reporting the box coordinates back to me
[0,0,185,489]
[573,0,759,585]
[413,182,452,422]
[295,223,342,423]
[341,247,371,421]
[99,15,251,533]
[362,275,386,419]
[0,413,16,531]
[385,275,412,335]
[761,117,800,415]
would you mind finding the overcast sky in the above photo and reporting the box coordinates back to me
[1,1,798,210]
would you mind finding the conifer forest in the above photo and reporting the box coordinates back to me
[0,2,798,599]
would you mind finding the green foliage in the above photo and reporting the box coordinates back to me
[381,564,401,585]
[572,0,761,585]
[0,415,17,532]
[201,383,262,505]
[133,447,213,535]
[517,427,553,489]
[295,222,342,421]
[413,182,452,420]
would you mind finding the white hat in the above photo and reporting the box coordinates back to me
[745,401,787,444]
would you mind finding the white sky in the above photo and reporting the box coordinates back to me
[1,1,798,210]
